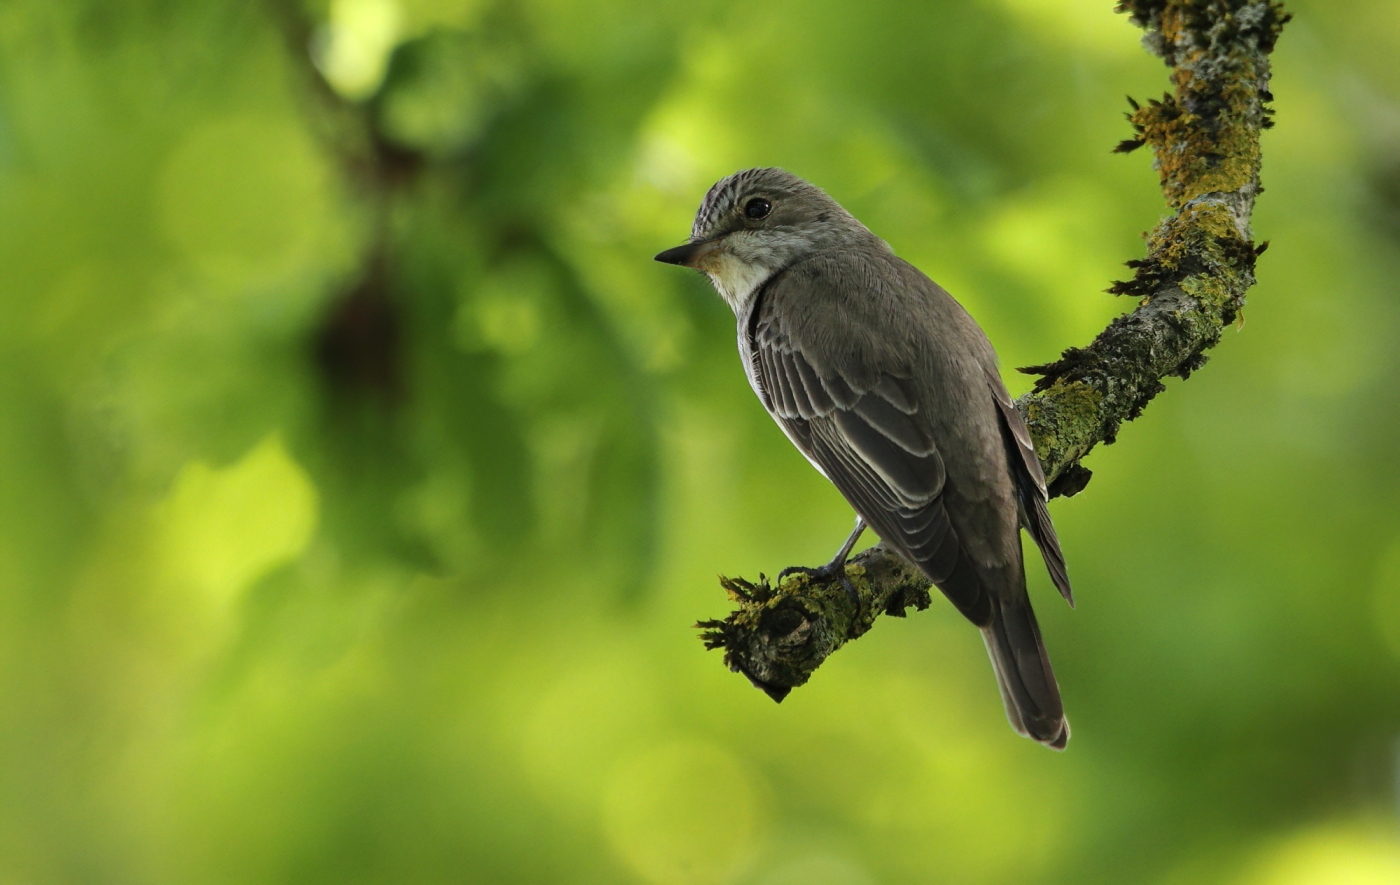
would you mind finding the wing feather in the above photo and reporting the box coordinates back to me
[985,367,1073,606]
[831,408,934,503]
[872,375,917,414]
[824,371,861,410]
[851,394,935,456]
[779,352,817,419]
[770,351,800,417]
[792,352,836,413]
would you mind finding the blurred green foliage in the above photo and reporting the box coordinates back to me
[2,1,1400,883]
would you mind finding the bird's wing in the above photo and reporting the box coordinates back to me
[984,369,1073,605]
[748,265,992,626]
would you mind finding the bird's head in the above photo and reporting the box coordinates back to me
[654,168,881,310]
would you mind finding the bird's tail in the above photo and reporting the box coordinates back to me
[980,595,1069,750]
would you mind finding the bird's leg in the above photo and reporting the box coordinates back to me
[778,517,866,610]
[827,516,867,570]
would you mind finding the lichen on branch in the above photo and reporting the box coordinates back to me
[699,0,1289,700]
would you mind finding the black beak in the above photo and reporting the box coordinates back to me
[654,242,702,266]
[654,236,721,267]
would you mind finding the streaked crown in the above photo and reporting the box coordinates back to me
[691,168,870,242]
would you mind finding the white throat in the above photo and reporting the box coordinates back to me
[703,251,774,316]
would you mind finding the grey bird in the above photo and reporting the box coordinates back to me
[655,168,1073,749]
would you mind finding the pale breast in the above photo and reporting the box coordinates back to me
[734,308,831,482]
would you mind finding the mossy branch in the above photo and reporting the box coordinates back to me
[699,0,1289,700]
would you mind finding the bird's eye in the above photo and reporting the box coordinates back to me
[744,197,772,219]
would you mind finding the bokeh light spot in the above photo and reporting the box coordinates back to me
[981,178,1123,342]
[996,0,1141,57]
[520,652,664,823]
[457,259,550,355]
[1237,824,1400,885]
[157,115,331,286]
[155,433,318,606]
[313,0,403,100]
[603,739,767,885]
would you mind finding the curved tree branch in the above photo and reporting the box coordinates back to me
[699,0,1291,699]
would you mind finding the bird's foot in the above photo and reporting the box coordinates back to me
[777,560,861,613]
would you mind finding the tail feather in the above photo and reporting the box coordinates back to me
[980,596,1069,750]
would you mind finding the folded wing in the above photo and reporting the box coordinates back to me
[749,289,991,626]
[984,367,1073,606]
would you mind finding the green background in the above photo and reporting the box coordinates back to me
[3,1,1399,882]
